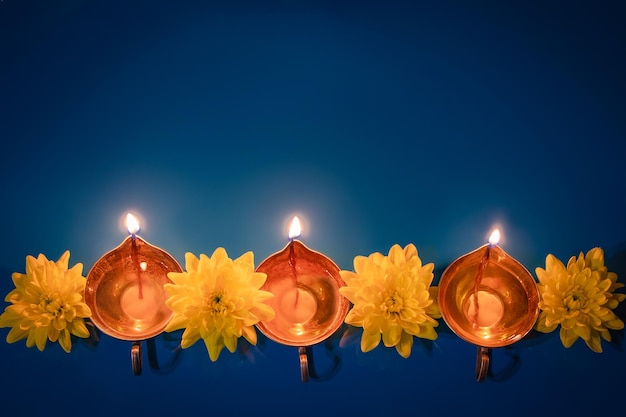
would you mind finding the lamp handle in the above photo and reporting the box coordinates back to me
[476,346,490,382]
[298,346,309,383]
[131,341,142,376]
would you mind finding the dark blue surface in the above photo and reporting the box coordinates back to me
[1,1,625,416]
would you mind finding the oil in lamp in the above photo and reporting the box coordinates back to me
[255,216,350,382]
[438,228,539,382]
[84,213,183,375]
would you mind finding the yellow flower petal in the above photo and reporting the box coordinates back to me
[338,286,358,303]
[181,327,201,348]
[395,331,413,358]
[382,324,402,347]
[205,337,225,362]
[585,333,603,353]
[584,248,605,270]
[573,325,591,341]
[361,331,381,352]
[58,330,71,353]
[560,328,579,348]
[417,324,438,340]
[241,325,257,345]
[70,320,90,339]
[403,244,418,261]
[6,326,29,344]
[33,326,48,351]
[223,334,237,353]
[535,315,558,334]
[388,244,405,267]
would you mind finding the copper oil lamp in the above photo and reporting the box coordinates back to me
[438,229,539,382]
[84,213,182,375]
[255,216,350,382]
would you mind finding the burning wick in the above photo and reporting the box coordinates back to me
[126,213,144,299]
[288,216,302,306]
[469,229,501,327]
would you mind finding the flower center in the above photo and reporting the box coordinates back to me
[564,287,587,311]
[38,293,67,317]
[207,291,234,315]
[382,291,404,314]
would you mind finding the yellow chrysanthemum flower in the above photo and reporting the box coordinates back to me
[339,244,441,358]
[164,248,275,361]
[0,251,91,353]
[535,247,625,352]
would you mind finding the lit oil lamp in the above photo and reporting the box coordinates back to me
[84,213,183,375]
[255,216,350,382]
[438,228,539,382]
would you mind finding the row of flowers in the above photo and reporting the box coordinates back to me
[0,245,624,359]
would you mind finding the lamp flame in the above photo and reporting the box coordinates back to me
[126,213,140,236]
[488,229,501,246]
[288,216,302,240]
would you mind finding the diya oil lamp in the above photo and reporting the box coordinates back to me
[438,229,539,382]
[255,216,350,382]
[84,213,183,375]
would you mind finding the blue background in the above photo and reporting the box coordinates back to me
[1,1,625,416]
